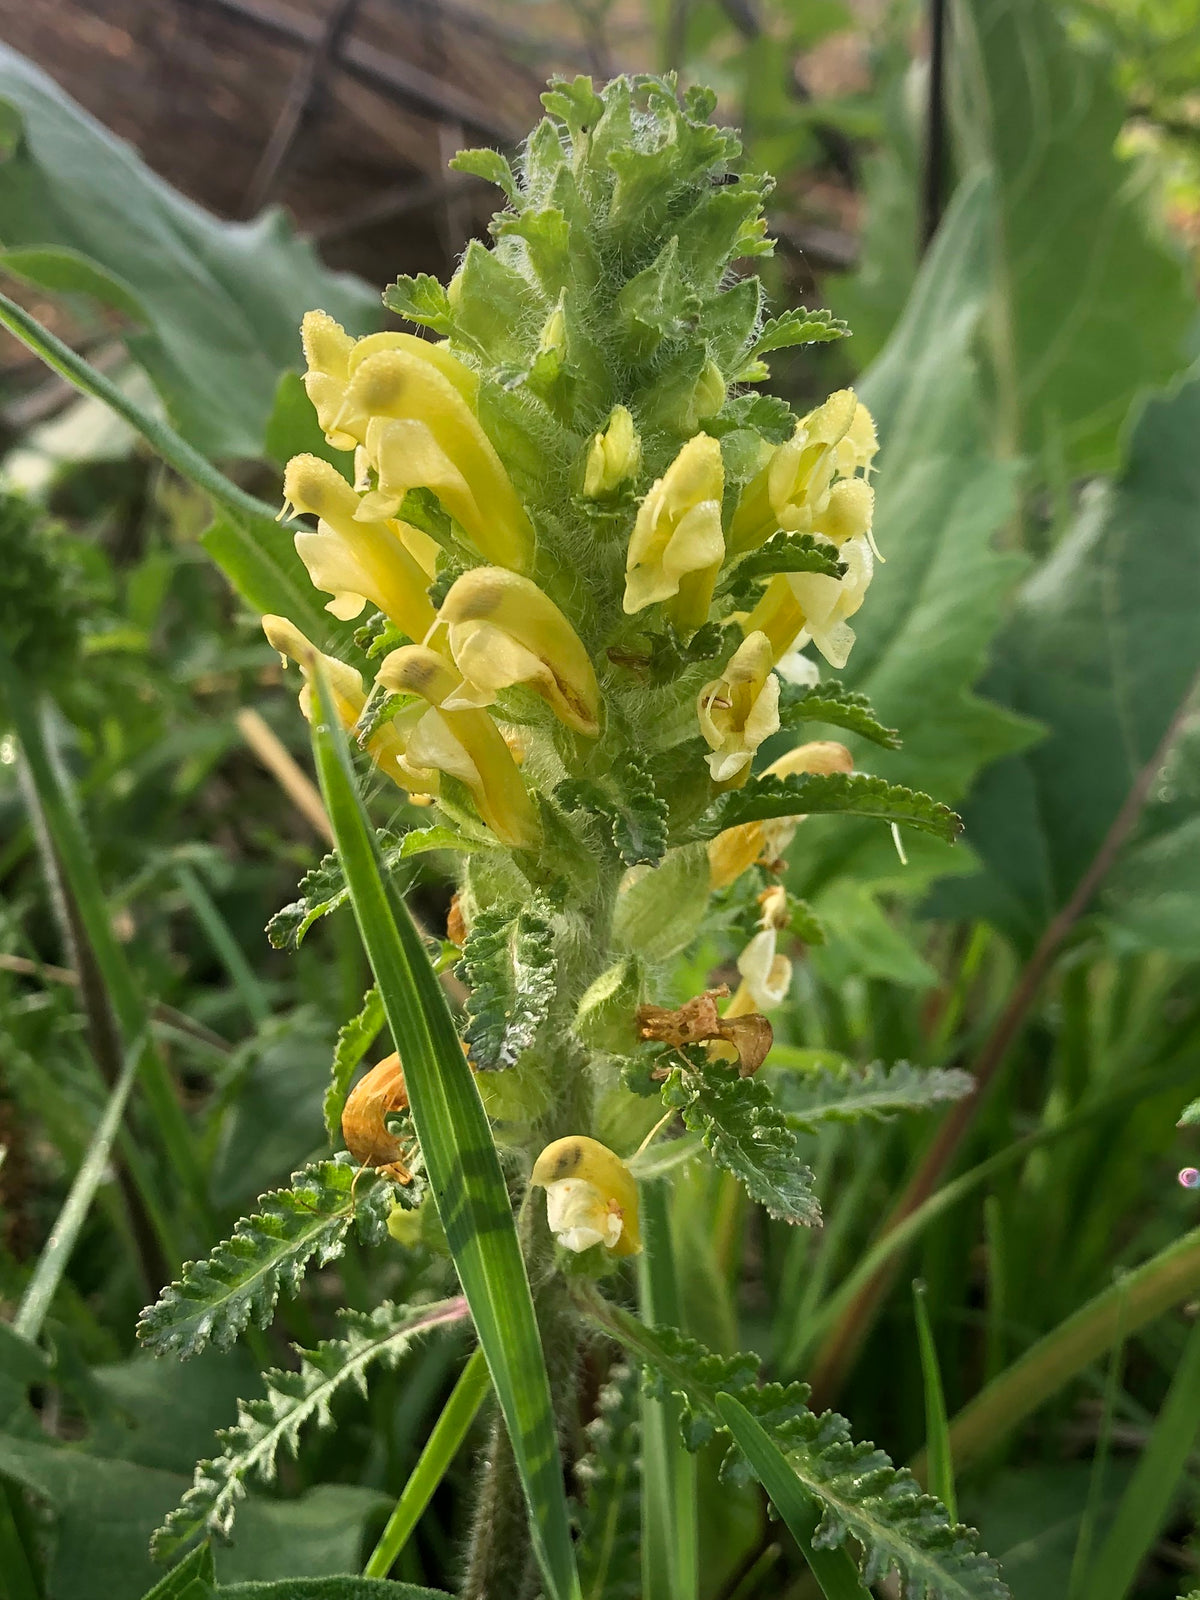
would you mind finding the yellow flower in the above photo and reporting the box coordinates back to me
[334,348,534,573]
[623,433,724,632]
[376,644,539,848]
[697,631,780,785]
[301,312,478,451]
[726,886,792,1017]
[530,1136,641,1256]
[707,739,853,887]
[282,455,436,642]
[745,535,874,671]
[729,389,877,556]
[583,405,641,497]
[438,568,601,737]
[261,614,432,794]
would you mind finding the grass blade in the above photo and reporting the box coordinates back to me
[1081,1312,1200,1600]
[364,1345,491,1578]
[307,665,580,1600]
[912,1280,956,1521]
[920,1223,1200,1478]
[13,1035,143,1342]
[713,1395,873,1600]
[637,1181,698,1600]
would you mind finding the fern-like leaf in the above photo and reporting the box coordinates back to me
[267,833,412,950]
[694,772,962,844]
[587,1303,1008,1600]
[575,1362,641,1600]
[136,1160,398,1359]
[324,987,385,1143]
[555,754,668,868]
[660,1055,820,1226]
[778,679,901,750]
[151,1297,468,1560]
[751,307,850,356]
[773,1061,974,1132]
[457,896,557,1070]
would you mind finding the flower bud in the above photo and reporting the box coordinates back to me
[336,349,534,573]
[697,630,780,785]
[377,644,539,848]
[623,433,725,632]
[261,614,428,793]
[283,454,436,640]
[301,310,358,451]
[583,405,642,497]
[438,568,601,737]
[531,1136,641,1256]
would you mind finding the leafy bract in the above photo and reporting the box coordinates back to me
[778,679,901,749]
[152,1299,466,1560]
[457,897,557,1071]
[697,772,961,845]
[136,1161,399,1359]
[751,307,849,356]
[0,46,376,457]
[267,835,411,951]
[659,1055,820,1226]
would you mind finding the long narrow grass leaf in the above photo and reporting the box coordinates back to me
[363,1345,491,1578]
[308,666,580,1600]
[912,1282,956,1522]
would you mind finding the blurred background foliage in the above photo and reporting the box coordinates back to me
[1,1,1199,1596]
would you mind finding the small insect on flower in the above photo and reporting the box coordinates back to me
[531,1136,642,1256]
[342,1052,415,1185]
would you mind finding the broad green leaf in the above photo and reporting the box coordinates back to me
[201,509,337,647]
[307,671,580,1600]
[931,367,1200,951]
[955,0,1194,476]
[0,1435,382,1600]
[0,45,376,457]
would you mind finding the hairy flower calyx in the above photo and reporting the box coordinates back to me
[438,568,601,737]
[531,1136,641,1256]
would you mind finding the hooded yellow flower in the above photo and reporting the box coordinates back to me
[729,389,878,556]
[376,644,538,848]
[726,885,792,1017]
[438,568,601,737]
[531,1136,641,1256]
[334,348,534,573]
[697,630,780,785]
[623,433,724,632]
[282,454,436,642]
